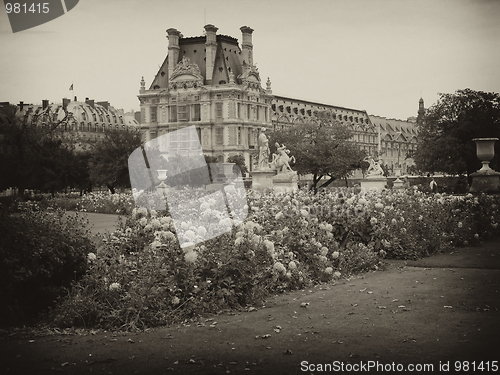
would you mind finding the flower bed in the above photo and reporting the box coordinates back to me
[49,188,500,331]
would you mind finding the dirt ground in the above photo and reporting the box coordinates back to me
[1,217,499,374]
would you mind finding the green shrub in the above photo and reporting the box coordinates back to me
[0,207,94,326]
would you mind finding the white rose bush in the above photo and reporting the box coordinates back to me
[49,188,500,330]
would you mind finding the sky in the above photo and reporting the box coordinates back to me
[1,0,499,120]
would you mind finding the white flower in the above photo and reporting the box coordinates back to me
[196,226,207,237]
[458,222,463,228]
[172,296,180,305]
[87,252,96,263]
[139,217,148,227]
[331,251,339,259]
[474,233,479,239]
[300,209,309,218]
[391,218,397,225]
[375,202,384,209]
[334,271,341,278]
[288,261,297,270]
[400,217,405,223]
[184,250,198,263]
[109,282,121,292]
[264,239,275,253]
[235,237,245,246]
[320,247,329,256]
[219,217,232,228]
[418,215,423,221]
[370,217,378,225]
[183,230,196,241]
[319,255,328,263]
[325,267,333,274]
[358,198,368,205]
[275,212,284,220]
[273,262,286,274]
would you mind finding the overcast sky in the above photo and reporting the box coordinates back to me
[1,0,499,120]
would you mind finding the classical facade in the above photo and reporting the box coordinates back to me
[138,25,273,172]
[369,113,419,175]
[1,98,140,149]
[138,24,419,176]
[271,96,378,156]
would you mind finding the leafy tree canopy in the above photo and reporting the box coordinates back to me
[0,105,85,195]
[414,89,500,176]
[269,120,366,192]
[88,128,143,193]
[227,154,249,176]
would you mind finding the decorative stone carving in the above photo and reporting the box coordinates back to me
[257,127,270,170]
[271,143,296,175]
[169,56,204,90]
[365,157,384,177]
[238,61,261,89]
[170,57,202,80]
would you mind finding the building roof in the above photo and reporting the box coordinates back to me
[149,34,244,90]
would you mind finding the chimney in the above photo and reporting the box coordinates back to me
[240,26,254,65]
[74,96,77,101]
[42,99,49,109]
[167,28,181,78]
[19,101,24,111]
[97,101,109,110]
[63,98,70,109]
[204,24,218,84]
[86,99,95,108]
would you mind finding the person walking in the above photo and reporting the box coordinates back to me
[430,178,438,193]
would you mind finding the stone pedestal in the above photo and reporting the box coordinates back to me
[393,177,404,189]
[470,170,500,193]
[251,170,275,192]
[272,172,298,193]
[360,175,387,193]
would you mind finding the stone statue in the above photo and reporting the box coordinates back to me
[365,157,384,177]
[271,143,295,174]
[257,127,270,170]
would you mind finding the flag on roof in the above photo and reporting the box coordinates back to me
[69,84,73,90]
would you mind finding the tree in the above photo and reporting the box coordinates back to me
[88,128,143,193]
[227,154,249,176]
[0,105,81,196]
[414,89,500,178]
[269,121,366,193]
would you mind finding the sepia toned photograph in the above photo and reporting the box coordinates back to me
[1,0,499,373]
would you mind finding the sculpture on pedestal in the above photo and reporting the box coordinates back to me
[271,143,296,174]
[257,127,270,170]
[365,157,384,177]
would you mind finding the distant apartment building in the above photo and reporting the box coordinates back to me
[0,98,140,150]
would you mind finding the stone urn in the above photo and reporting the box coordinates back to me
[156,169,168,193]
[473,138,498,172]
[469,138,500,193]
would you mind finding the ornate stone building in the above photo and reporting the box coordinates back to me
[138,25,273,172]
[270,96,378,157]
[138,24,419,176]
[368,114,418,174]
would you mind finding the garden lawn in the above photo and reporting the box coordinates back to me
[1,239,499,375]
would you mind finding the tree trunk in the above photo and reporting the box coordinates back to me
[106,183,115,194]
